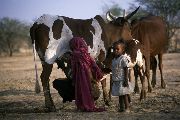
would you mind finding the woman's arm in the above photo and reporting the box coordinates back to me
[91,59,103,81]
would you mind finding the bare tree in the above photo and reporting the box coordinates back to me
[0,17,30,56]
[101,2,124,17]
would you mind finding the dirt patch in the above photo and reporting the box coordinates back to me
[0,53,180,119]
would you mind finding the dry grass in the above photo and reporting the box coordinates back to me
[0,53,180,119]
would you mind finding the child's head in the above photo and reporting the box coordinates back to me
[113,39,126,57]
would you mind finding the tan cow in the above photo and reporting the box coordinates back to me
[131,15,168,96]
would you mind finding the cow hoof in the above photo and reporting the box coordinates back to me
[152,84,155,88]
[147,86,152,93]
[45,103,56,112]
[134,86,140,94]
[46,106,56,112]
[151,81,156,88]
[140,90,146,101]
[105,100,111,106]
[161,82,166,89]
[108,93,112,101]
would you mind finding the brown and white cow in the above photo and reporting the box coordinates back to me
[30,7,140,112]
[103,14,167,101]
[131,15,168,94]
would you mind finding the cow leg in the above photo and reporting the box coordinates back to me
[133,64,140,93]
[145,56,152,93]
[109,74,112,101]
[139,67,146,100]
[151,57,157,88]
[158,54,166,88]
[40,63,56,112]
[101,79,110,106]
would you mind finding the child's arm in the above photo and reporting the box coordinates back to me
[123,67,129,87]
[129,68,132,82]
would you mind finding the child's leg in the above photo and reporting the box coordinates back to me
[124,94,130,111]
[119,95,124,112]
[128,94,131,103]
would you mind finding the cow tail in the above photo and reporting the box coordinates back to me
[31,23,41,94]
[33,40,41,94]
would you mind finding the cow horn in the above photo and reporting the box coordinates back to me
[106,11,117,22]
[125,6,140,20]
[123,9,126,17]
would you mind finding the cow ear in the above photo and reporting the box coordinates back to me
[125,6,140,20]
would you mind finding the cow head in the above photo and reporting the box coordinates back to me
[105,6,140,42]
[102,7,140,70]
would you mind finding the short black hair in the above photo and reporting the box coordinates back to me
[113,39,126,48]
[112,39,127,54]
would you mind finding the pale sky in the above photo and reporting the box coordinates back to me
[0,0,136,23]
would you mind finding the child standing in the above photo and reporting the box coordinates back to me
[111,39,134,112]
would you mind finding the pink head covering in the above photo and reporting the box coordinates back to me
[69,37,88,51]
[69,37,103,80]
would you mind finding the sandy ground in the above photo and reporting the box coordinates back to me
[0,53,180,120]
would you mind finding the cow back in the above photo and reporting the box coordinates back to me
[132,15,168,56]
[31,14,107,64]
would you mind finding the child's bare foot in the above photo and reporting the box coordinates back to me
[118,108,125,112]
